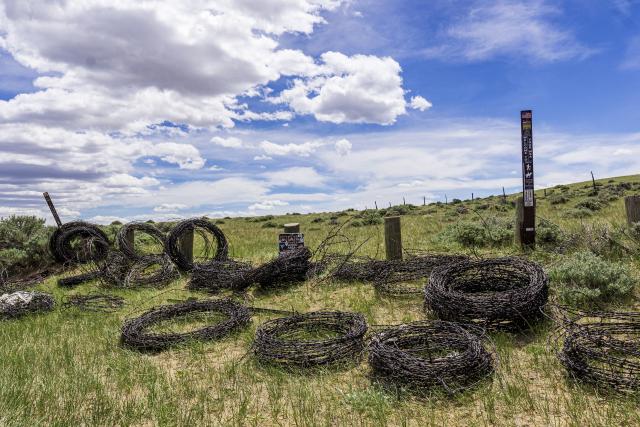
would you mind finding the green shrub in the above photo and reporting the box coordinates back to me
[537,219,562,244]
[360,211,383,226]
[564,208,593,218]
[350,220,363,228]
[548,194,569,205]
[442,218,512,248]
[551,251,635,306]
[261,221,278,228]
[311,217,323,223]
[215,219,225,224]
[0,216,53,278]
[575,198,604,211]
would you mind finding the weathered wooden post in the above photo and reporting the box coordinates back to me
[445,194,448,205]
[42,192,62,227]
[284,223,300,233]
[591,171,598,194]
[374,201,378,210]
[180,226,194,264]
[423,196,426,206]
[502,187,507,204]
[517,110,536,247]
[624,195,640,225]
[403,197,406,205]
[384,216,402,261]
[471,193,474,201]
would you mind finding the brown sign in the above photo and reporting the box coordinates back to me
[278,233,305,254]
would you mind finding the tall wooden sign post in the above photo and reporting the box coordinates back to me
[518,110,536,247]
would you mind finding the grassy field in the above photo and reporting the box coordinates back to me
[2,175,640,426]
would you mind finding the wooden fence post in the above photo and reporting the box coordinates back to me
[125,227,135,251]
[42,192,62,227]
[384,216,402,261]
[515,197,535,247]
[284,223,300,233]
[624,195,640,225]
[180,226,194,265]
[591,171,598,193]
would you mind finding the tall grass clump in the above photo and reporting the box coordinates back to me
[550,251,635,307]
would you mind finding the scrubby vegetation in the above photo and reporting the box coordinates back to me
[0,216,53,278]
[551,251,635,306]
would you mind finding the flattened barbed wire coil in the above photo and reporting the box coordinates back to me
[116,222,167,260]
[49,221,110,263]
[121,298,251,352]
[553,307,640,393]
[166,218,228,270]
[373,254,468,296]
[63,294,125,312]
[253,311,368,368]
[231,247,312,292]
[57,269,101,288]
[0,291,55,319]
[187,260,253,294]
[425,257,548,330]
[368,320,495,394]
[99,252,178,289]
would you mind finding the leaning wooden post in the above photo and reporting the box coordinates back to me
[180,225,194,265]
[591,171,598,194]
[518,110,536,247]
[42,192,62,227]
[125,227,135,251]
[384,216,402,261]
[624,195,640,225]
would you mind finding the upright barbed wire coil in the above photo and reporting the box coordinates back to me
[49,221,110,263]
[116,222,167,260]
[253,311,368,368]
[369,320,495,394]
[553,307,640,393]
[121,298,251,352]
[166,218,228,270]
[425,257,548,330]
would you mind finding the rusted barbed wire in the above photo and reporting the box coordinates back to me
[232,247,312,292]
[0,291,55,319]
[187,260,252,294]
[326,252,466,296]
[99,251,178,289]
[368,320,495,394]
[425,257,548,330]
[116,222,166,260]
[253,311,368,368]
[552,306,640,393]
[63,293,125,312]
[57,269,100,288]
[49,221,110,263]
[121,298,251,352]
[166,218,228,270]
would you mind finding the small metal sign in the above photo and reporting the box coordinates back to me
[520,110,535,246]
[278,233,305,254]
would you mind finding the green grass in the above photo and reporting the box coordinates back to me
[2,174,640,425]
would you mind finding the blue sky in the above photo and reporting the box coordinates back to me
[0,0,639,223]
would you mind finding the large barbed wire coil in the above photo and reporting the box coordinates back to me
[553,307,640,393]
[121,298,251,352]
[188,260,253,294]
[368,320,495,394]
[253,311,368,368]
[116,222,167,260]
[232,247,312,292]
[166,218,228,270]
[425,257,548,330]
[49,221,110,263]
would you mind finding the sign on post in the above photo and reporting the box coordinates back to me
[279,223,304,255]
[519,110,535,246]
